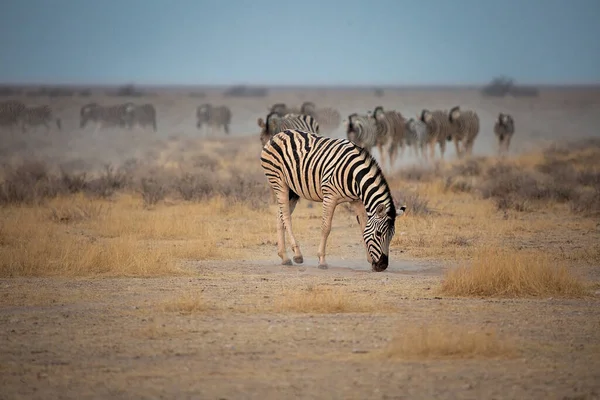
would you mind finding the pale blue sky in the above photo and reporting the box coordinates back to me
[1,0,599,86]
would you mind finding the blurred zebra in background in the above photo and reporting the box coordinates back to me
[80,102,132,131]
[124,103,157,132]
[19,105,62,133]
[405,118,429,159]
[419,109,454,160]
[300,102,341,134]
[345,112,378,155]
[196,104,232,135]
[269,103,300,117]
[0,100,26,132]
[448,106,480,157]
[372,106,406,171]
[257,111,319,146]
[494,112,515,157]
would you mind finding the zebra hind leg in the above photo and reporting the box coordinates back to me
[275,188,303,265]
[317,195,340,269]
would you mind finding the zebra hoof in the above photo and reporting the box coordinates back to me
[282,259,293,266]
[293,255,304,264]
[318,263,328,270]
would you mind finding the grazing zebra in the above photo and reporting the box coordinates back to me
[405,118,429,158]
[260,129,406,271]
[300,101,341,134]
[373,106,407,170]
[448,106,480,157]
[124,103,157,132]
[19,105,62,133]
[196,104,232,135]
[345,113,378,153]
[419,109,454,160]
[0,100,26,131]
[80,102,132,130]
[257,111,319,146]
[494,112,515,156]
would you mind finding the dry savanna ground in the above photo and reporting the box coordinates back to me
[1,86,600,400]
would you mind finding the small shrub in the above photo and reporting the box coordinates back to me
[393,191,433,216]
[140,177,167,207]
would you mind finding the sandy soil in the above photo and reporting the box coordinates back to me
[1,87,600,399]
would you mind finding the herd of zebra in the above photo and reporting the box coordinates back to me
[258,102,516,171]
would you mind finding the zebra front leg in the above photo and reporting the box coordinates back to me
[454,138,462,158]
[317,196,339,269]
[352,200,372,264]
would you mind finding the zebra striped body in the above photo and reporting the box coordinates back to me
[80,103,131,130]
[257,112,319,146]
[494,113,515,156]
[196,104,232,135]
[419,109,454,160]
[260,129,405,271]
[405,118,428,158]
[448,106,480,157]
[269,103,300,117]
[125,103,157,132]
[345,113,378,152]
[373,107,406,170]
[0,100,26,130]
[19,105,62,133]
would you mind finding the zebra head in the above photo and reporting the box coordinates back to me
[270,103,288,117]
[420,109,434,123]
[449,106,461,123]
[300,101,316,116]
[258,112,281,145]
[79,103,99,128]
[346,113,359,142]
[373,106,386,121]
[364,203,406,272]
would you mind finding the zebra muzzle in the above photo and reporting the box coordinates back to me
[372,254,389,272]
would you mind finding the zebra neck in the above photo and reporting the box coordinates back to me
[356,178,394,217]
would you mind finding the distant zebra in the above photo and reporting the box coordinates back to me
[196,104,232,135]
[345,113,378,154]
[0,100,26,131]
[270,103,289,117]
[494,112,515,156]
[300,101,341,134]
[80,102,132,131]
[260,128,406,271]
[419,109,454,160]
[19,105,62,133]
[124,103,157,132]
[257,111,319,146]
[373,106,406,170]
[405,118,428,158]
[448,106,480,157]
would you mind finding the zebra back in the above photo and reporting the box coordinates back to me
[448,106,480,142]
[420,109,454,143]
[20,105,61,131]
[80,103,131,129]
[125,103,157,131]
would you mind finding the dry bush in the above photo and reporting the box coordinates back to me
[399,164,440,182]
[0,161,60,205]
[441,248,587,298]
[392,190,433,216]
[160,292,206,314]
[140,177,167,207]
[384,324,515,360]
[85,164,131,198]
[48,195,108,224]
[275,286,390,314]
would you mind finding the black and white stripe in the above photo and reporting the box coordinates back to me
[19,105,62,133]
[79,102,132,130]
[300,102,341,134]
[419,109,454,160]
[494,112,515,156]
[405,118,428,158]
[124,103,157,132]
[196,103,232,135]
[0,100,26,131]
[448,106,480,157]
[257,111,319,146]
[260,129,406,271]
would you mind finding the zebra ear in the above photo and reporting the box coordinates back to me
[397,205,407,217]
[257,118,265,128]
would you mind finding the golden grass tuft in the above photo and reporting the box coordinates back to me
[160,292,206,314]
[441,248,587,298]
[384,324,516,360]
[275,286,391,314]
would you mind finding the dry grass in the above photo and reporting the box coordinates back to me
[440,248,587,298]
[384,323,516,360]
[160,292,206,314]
[274,285,392,314]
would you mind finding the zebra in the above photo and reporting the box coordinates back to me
[345,113,378,153]
[80,102,132,131]
[19,105,62,133]
[257,111,319,146]
[300,101,341,134]
[0,100,26,132]
[405,118,428,158]
[494,112,515,156]
[448,106,480,157]
[270,103,289,117]
[124,103,157,132]
[196,104,232,135]
[260,128,406,271]
[419,109,454,160]
[373,106,407,170]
